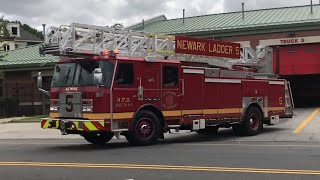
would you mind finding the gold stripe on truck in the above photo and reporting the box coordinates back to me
[49,107,284,120]
[269,107,285,111]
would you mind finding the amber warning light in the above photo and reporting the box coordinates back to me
[101,49,120,56]
[175,36,241,59]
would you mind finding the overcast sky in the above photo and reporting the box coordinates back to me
[0,0,312,30]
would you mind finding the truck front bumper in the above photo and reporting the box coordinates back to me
[41,118,109,133]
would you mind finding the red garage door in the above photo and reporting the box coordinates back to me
[272,44,320,75]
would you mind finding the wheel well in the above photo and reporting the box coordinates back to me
[135,105,165,128]
[244,103,263,117]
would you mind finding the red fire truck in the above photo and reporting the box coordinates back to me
[38,23,294,145]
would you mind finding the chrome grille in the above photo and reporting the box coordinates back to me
[59,93,82,118]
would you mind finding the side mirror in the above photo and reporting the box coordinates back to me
[36,72,49,96]
[94,68,103,85]
[37,72,43,88]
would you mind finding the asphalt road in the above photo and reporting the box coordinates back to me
[0,107,320,179]
[0,137,320,180]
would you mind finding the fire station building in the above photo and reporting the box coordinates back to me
[128,4,320,105]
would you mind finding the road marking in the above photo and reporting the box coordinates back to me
[293,108,320,134]
[0,161,320,175]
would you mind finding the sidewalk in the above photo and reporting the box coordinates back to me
[0,117,26,124]
[0,123,80,139]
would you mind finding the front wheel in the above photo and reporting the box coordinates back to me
[126,110,161,146]
[83,132,114,145]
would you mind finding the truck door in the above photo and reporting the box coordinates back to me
[161,65,182,118]
[113,62,137,116]
[140,64,161,109]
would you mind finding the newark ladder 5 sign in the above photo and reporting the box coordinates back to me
[175,36,241,59]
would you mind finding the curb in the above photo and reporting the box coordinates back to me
[0,117,44,124]
[0,120,12,124]
[9,120,41,123]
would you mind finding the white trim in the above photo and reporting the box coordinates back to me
[259,36,320,46]
[181,66,204,69]
[269,81,285,85]
[234,41,251,47]
[205,78,241,84]
[183,69,204,74]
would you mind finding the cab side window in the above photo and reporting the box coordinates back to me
[163,66,178,87]
[116,63,134,85]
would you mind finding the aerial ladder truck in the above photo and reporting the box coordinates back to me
[38,23,294,145]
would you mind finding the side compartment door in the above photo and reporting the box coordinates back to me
[161,65,182,118]
[181,68,204,116]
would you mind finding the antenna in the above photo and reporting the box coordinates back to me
[183,9,185,24]
[42,24,46,41]
[242,3,245,20]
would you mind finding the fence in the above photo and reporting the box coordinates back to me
[0,82,49,117]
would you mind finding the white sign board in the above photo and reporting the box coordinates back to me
[259,36,320,46]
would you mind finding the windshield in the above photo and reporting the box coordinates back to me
[51,60,114,87]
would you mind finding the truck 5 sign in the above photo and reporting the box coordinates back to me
[259,36,320,46]
[175,36,241,59]
[280,38,304,45]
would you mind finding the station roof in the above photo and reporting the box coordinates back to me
[0,45,58,71]
[128,4,320,37]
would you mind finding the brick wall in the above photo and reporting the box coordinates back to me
[1,70,51,117]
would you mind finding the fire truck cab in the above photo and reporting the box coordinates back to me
[39,23,293,146]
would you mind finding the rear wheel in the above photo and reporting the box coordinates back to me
[234,106,263,136]
[126,110,161,146]
[83,132,114,145]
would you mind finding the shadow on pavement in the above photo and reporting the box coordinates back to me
[42,126,286,151]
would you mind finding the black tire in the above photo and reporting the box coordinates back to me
[83,132,114,145]
[196,127,219,135]
[126,110,161,146]
[240,106,263,136]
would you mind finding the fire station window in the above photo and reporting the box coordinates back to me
[116,63,134,85]
[163,66,178,87]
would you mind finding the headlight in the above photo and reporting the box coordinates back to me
[82,99,93,112]
[50,99,59,112]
